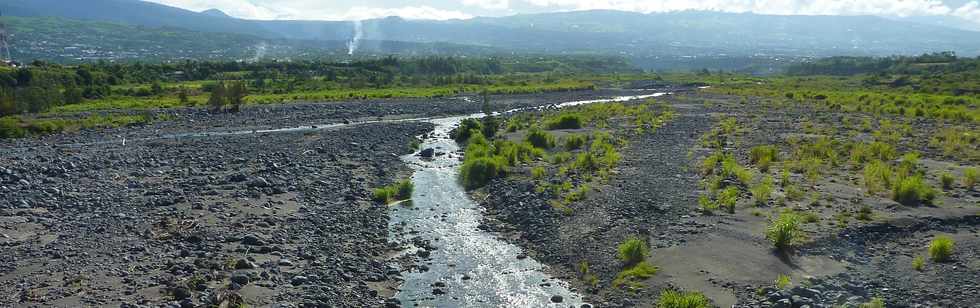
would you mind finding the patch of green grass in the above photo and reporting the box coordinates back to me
[613,261,659,288]
[929,235,954,262]
[766,213,801,251]
[860,297,885,308]
[460,156,506,190]
[856,205,873,221]
[751,176,775,206]
[525,126,556,149]
[912,256,925,271]
[563,133,587,150]
[863,160,894,195]
[618,237,649,266]
[698,194,719,214]
[372,180,413,204]
[750,145,779,172]
[940,172,955,190]
[774,274,791,289]
[964,167,978,189]
[892,175,937,206]
[718,186,739,214]
[657,289,710,308]
[531,166,546,179]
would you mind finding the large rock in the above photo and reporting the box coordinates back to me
[419,148,435,158]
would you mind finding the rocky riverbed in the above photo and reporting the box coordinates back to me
[0,89,670,307]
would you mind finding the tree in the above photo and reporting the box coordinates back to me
[178,87,190,106]
[207,82,226,113]
[63,84,84,104]
[227,82,247,113]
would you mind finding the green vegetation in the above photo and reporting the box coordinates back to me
[563,134,587,150]
[774,274,791,289]
[372,180,414,204]
[928,235,955,262]
[577,261,599,289]
[750,145,779,171]
[613,261,659,289]
[657,289,711,308]
[617,237,649,266]
[940,172,955,190]
[0,113,160,138]
[965,167,978,189]
[525,126,556,149]
[860,297,886,308]
[892,176,937,206]
[912,256,925,271]
[766,213,801,251]
[545,114,584,130]
[751,176,775,206]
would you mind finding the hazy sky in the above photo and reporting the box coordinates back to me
[144,0,980,23]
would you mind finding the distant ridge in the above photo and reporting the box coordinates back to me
[200,9,231,19]
[0,0,977,57]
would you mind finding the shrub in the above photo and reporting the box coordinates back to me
[698,195,718,214]
[563,134,587,150]
[618,237,649,266]
[460,156,505,189]
[912,256,925,271]
[928,235,954,262]
[545,114,583,130]
[450,118,484,142]
[700,152,724,176]
[721,155,753,185]
[525,126,555,149]
[940,172,955,190]
[657,289,710,308]
[965,167,978,189]
[766,213,801,250]
[849,141,897,166]
[892,176,936,206]
[751,176,774,206]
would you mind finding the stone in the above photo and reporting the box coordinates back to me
[550,295,564,303]
[420,148,435,158]
[230,274,250,285]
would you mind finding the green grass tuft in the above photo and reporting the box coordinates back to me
[657,289,710,308]
[766,213,801,251]
[928,235,954,262]
[617,237,649,266]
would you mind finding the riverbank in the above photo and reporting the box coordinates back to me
[476,91,979,307]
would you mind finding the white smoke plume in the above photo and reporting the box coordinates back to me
[347,20,363,56]
[249,42,267,62]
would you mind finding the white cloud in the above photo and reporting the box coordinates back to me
[463,0,511,10]
[333,6,473,20]
[953,1,980,20]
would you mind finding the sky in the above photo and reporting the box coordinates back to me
[143,0,980,25]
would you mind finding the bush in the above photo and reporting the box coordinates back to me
[618,237,649,266]
[892,176,936,206]
[965,167,978,189]
[657,289,710,308]
[721,155,753,185]
[940,172,955,190]
[545,114,583,130]
[525,126,555,149]
[928,235,954,262]
[563,134,587,150]
[450,118,484,142]
[766,213,801,250]
[460,156,505,189]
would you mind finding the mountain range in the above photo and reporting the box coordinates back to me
[1,0,979,69]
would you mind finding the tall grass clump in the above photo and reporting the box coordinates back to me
[372,180,413,204]
[862,160,893,194]
[892,176,937,206]
[928,235,954,262]
[657,289,710,308]
[940,172,955,190]
[766,213,801,251]
[450,118,483,142]
[860,298,885,308]
[965,167,978,189]
[563,133,587,150]
[751,176,775,206]
[618,237,649,266]
[460,156,506,190]
[750,145,779,171]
